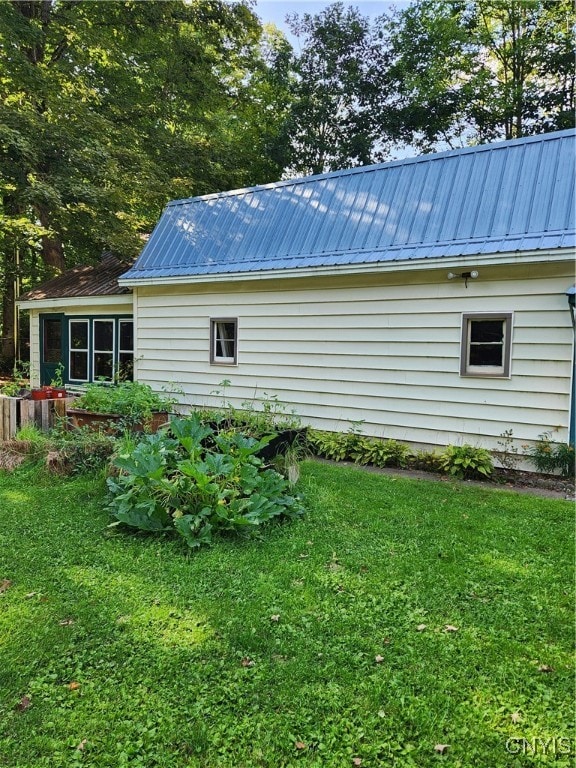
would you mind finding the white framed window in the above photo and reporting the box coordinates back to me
[69,320,90,382]
[460,312,513,377]
[210,318,238,365]
[118,320,134,380]
[93,319,115,381]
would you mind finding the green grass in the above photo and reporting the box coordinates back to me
[0,460,573,767]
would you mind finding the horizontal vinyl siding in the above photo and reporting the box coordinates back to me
[29,312,40,387]
[135,266,574,450]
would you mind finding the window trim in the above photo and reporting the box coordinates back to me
[93,318,116,382]
[460,312,513,378]
[210,318,238,365]
[65,316,134,384]
[69,319,90,383]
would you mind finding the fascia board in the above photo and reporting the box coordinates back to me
[118,248,574,288]
[17,295,133,311]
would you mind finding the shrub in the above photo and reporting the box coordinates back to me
[410,449,444,473]
[349,437,415,468]
[107,415,304,549]
[526,433,575,478]
[307,424,369,463]
[438,444,494,479]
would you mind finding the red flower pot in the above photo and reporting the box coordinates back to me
[31,388,48,401]
[50,388,67,399]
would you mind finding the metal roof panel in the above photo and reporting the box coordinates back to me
[121,130,575,282]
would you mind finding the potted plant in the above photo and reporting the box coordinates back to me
[67,381,177,433]
[49,363,67,399]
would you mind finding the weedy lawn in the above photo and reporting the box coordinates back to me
[0,460,573,767]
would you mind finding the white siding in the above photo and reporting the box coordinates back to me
[134,261,574,451]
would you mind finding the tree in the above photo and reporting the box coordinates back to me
[379,0,576,150]
[0,0,286,367]
[283,2,382,175]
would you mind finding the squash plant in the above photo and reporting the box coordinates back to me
[107,415,304,549]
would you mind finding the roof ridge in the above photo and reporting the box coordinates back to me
[167,129,576,208]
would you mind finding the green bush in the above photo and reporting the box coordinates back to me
[350,437,415,468]
[107,415,304,549]
[526,433,575,478]
[411,449,444,473]
[438,444,494,479]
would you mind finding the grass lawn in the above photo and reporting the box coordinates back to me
[0,460,573,767]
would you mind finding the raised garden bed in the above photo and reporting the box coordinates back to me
[67,408,170,434]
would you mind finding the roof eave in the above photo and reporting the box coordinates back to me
[118,247,574,288]
[17,294,134,311]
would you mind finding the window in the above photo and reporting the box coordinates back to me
[93,319,115,381]
[460,313,512,377]
[118,320,134,380]
[210,318,238,364]
[43,318,62,364]
[67,317,133,383]
[69,320,89,381]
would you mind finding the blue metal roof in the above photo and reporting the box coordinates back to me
[122,130,575,281]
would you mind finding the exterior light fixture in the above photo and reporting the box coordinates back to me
[447,270,479,287]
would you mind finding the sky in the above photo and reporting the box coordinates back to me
[254,1,413,45]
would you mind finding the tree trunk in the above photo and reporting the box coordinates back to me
[36,205,65,271]
[1,251,16,369]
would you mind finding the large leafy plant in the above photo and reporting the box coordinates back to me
[107,416,304,549]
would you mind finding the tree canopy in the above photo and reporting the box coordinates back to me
[0,0,287,362]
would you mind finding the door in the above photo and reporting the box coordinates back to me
[40,314,65,386]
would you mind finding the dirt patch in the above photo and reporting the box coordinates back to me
[0,440,38,471]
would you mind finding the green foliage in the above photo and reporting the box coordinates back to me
[526,433,575,478]
[308,429,416,469]
[48,428,117,476]
[0,359,30,396]
[438,444,494,479]
[495,428,523,471]
[285,4,377,174]
[49,363,64,389]
[0,0,288,366]
[412,449,444,474]
[0,382,21,397]
[72,381,176,421]
[13,424,49,446]
[350,437,415,468]
[307,428,357,462]
[198,381,302,438]
[107,415,305,549]
[381,0,575,149]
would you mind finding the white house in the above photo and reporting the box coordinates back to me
[19,129,576,454]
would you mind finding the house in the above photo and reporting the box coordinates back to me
[18,130,576,454]
[18,253,134,387]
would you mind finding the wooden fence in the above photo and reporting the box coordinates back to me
[0,397,75,441]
